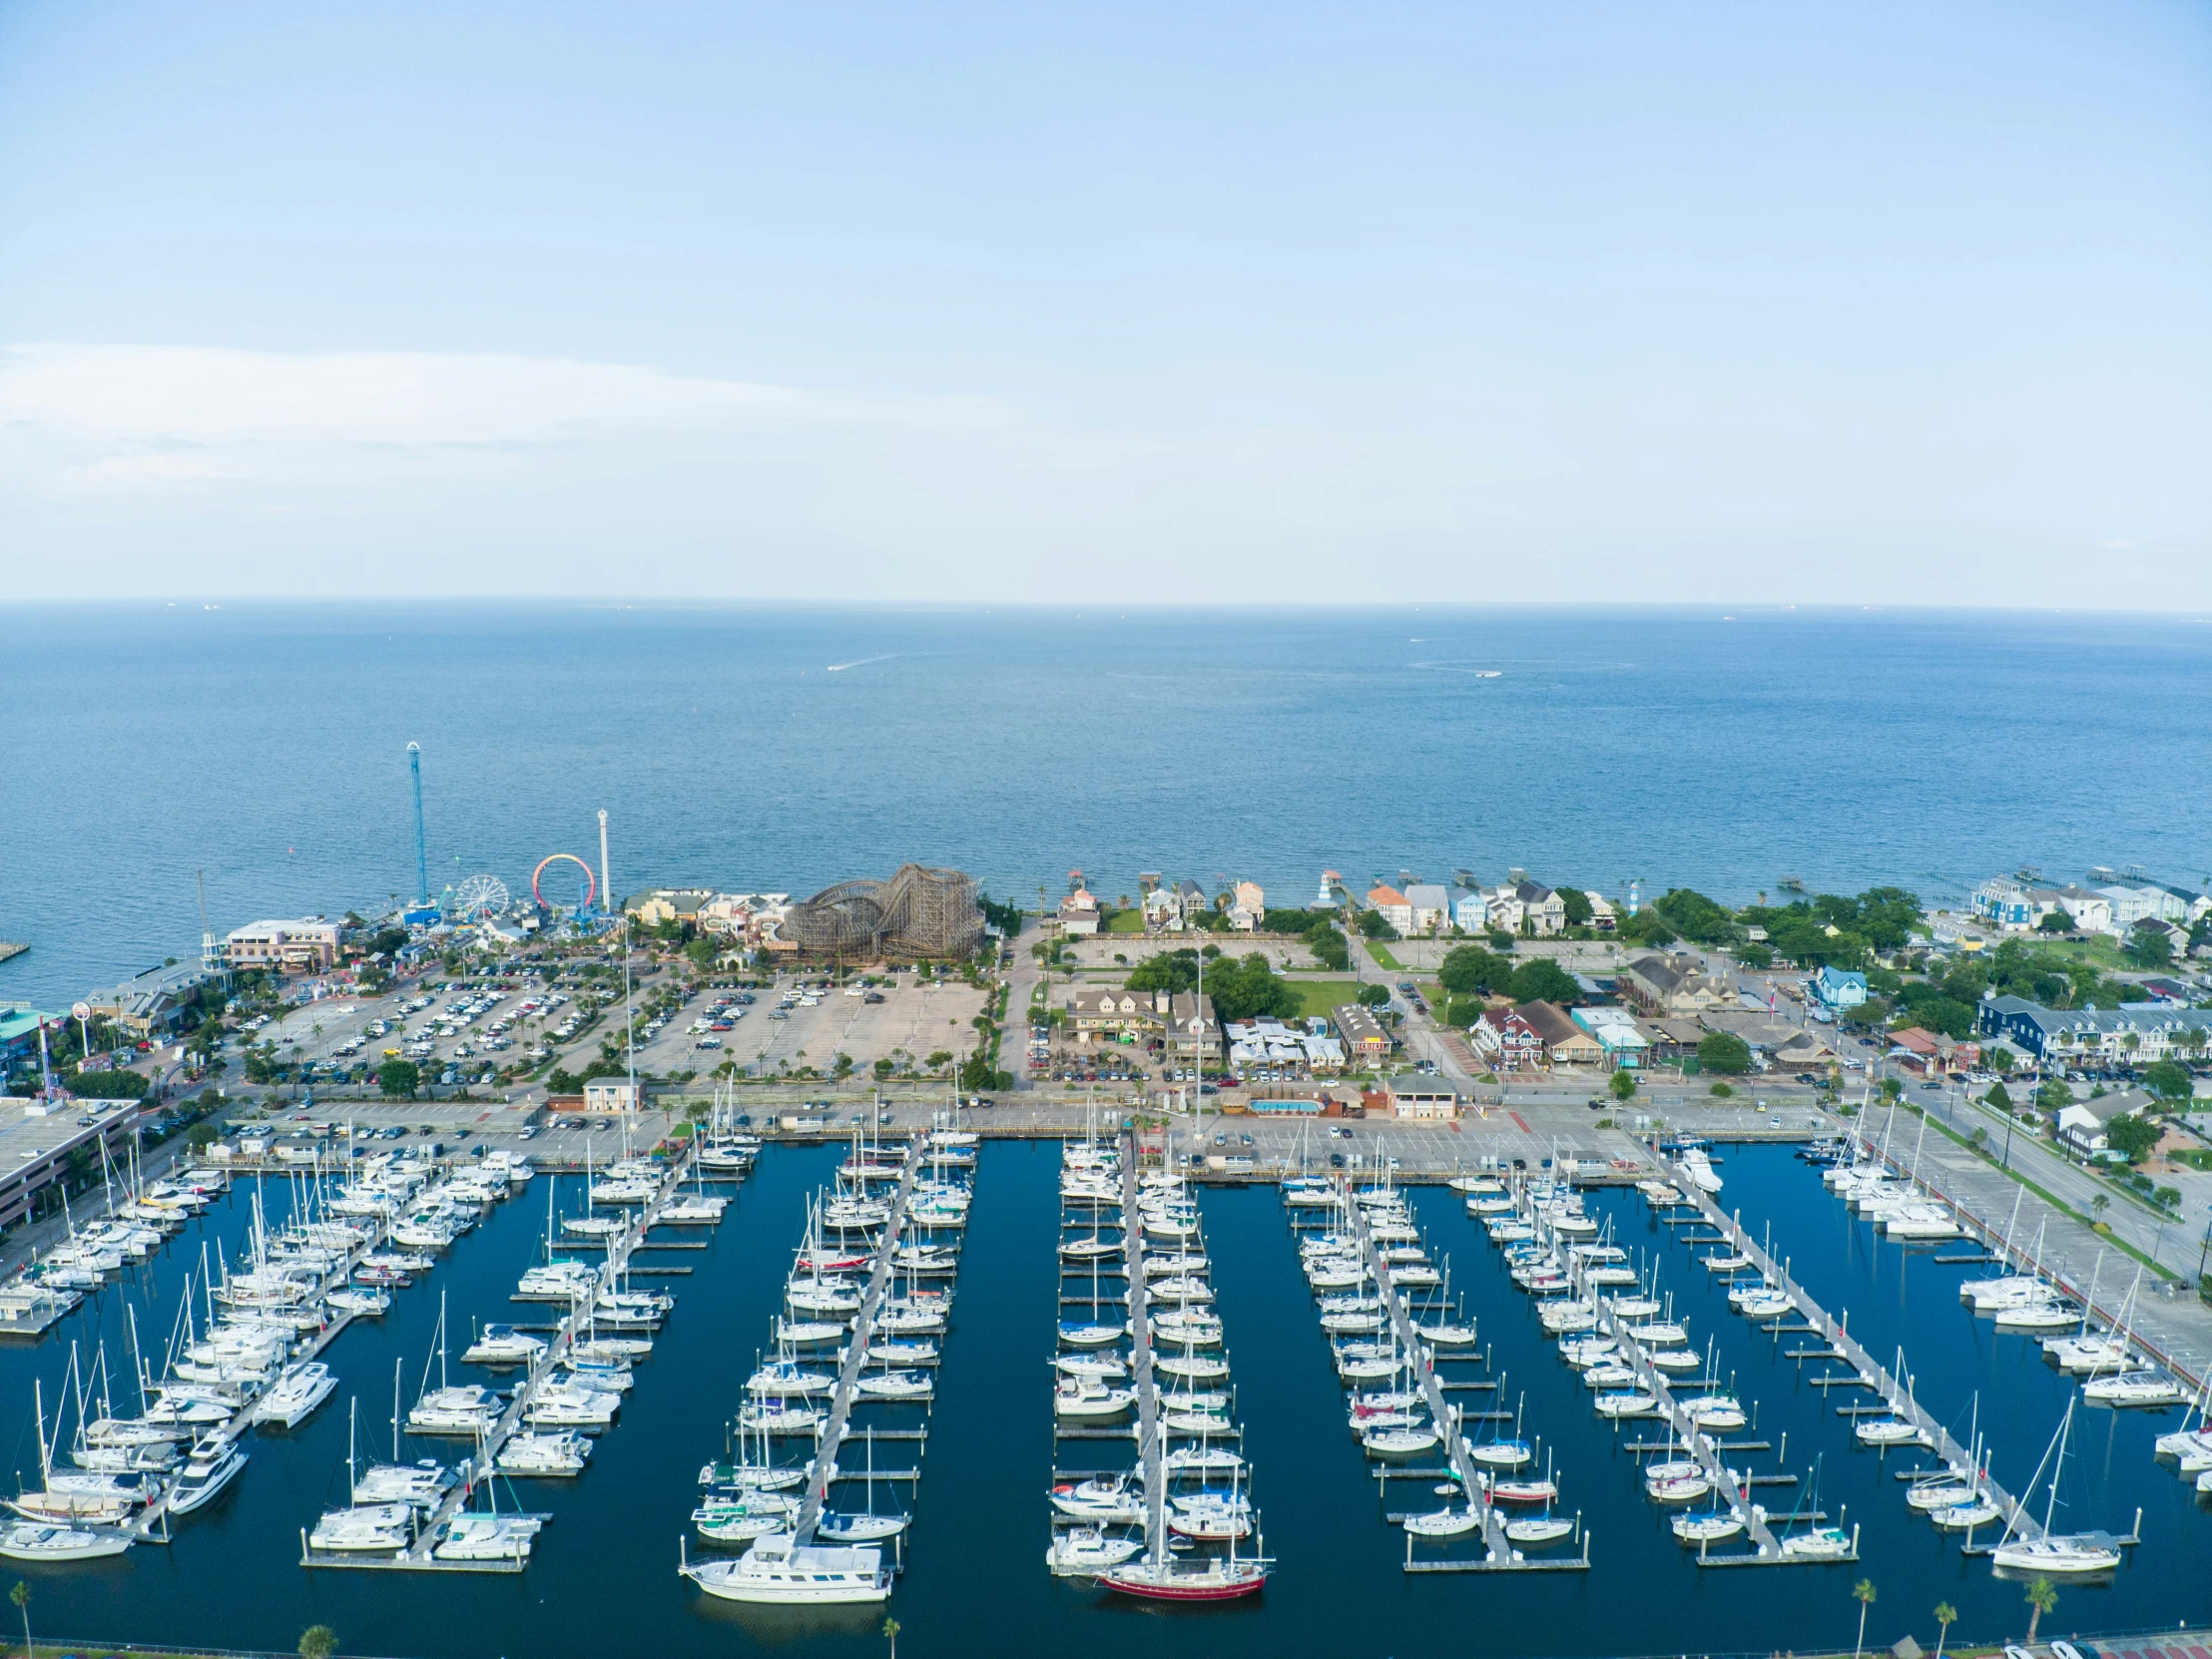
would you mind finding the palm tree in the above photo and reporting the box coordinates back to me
[2024,1576,2057,1643]
[881,1616,900,1659]
[11,1579,30,1659]
[1853,1577,1878,1659]
[1934,1601,1957,1659]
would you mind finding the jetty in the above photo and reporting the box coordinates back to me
[306,1148,708,1572]
[1672,1168,2037,1546]
[1343,1181,1587,1573]
[790,1134,927,1543]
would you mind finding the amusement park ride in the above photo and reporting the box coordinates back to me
[403,743,613,932]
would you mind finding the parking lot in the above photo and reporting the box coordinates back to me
[632,973,990,1081]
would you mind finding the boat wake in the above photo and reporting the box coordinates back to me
[826,654,897,673]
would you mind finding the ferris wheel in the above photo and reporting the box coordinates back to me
[452,873,511,918]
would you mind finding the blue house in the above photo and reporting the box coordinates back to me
[1814,967,1868,1009]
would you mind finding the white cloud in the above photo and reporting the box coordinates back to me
[0,342,994,492]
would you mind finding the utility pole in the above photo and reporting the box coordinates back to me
[598,810,612,920]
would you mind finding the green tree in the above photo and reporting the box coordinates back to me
[2102,1114,2159,1163]
[1984,1081,2013,1112]
[1206,954,1301,1024]
[2035,1077,2073,1113]
[1127,950,1199,996]
[1933,1601,1957,1659]
[1506,959,1581,1006]
[186,1121,220,1152]
[881,1616,900,1659]
[11,1578,29,1659]
[1558,887,1593,926]
[1648,887,1738,945]
[1438,945,1514,997]
[1609,1067,1637,1102]
[2023,1576,2056,1643]
[1696,1032,1753,1075]
[2036,909,2073,934]
[1616,907,1676,947]
[1355,983,1391,1009]
[2142,1059,2192,1102]
[377,1058,421,1100]
[299,1625,338,1659]
[1357,908,1395,940]
[2124,921,2172,968]
[2090,1193,2110,1222]
[871,1058,894,1081]
[1852,1577,1878,1659]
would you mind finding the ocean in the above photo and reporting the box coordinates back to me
[3,602,2210,1007]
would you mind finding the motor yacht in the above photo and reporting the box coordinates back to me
[682,1535,892,1604]
[168,1439,248,1514]
[1046,1525,1142,1575]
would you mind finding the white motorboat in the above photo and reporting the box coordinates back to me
[327,1288,392,1318]
[167,1439,248,1514]
[682,1535,892,1604]
[1046,1524,1142,1575]
[1678,1148,1723,1193]
[1055,1379,1135,1418]
[1049,1473,1144,1523]
[0,1522,131,1561]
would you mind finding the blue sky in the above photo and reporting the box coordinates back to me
[2,2,2207,603]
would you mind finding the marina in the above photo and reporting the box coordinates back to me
[0,1138,2201,1659]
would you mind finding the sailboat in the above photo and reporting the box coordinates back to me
[1990,1399,2124,1575]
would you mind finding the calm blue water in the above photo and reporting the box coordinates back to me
[5,603,2211,1007]
[3,1144,2204,1659]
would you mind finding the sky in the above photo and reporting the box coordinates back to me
[1,1,2208,605]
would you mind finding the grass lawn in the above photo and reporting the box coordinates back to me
[1278,978,1361,1019]
[1103,908,1146,935]
[1366,940,1404,971]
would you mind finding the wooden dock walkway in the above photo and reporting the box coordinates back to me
[1672,1167,2038,1546]
[791,1137,926,1544]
